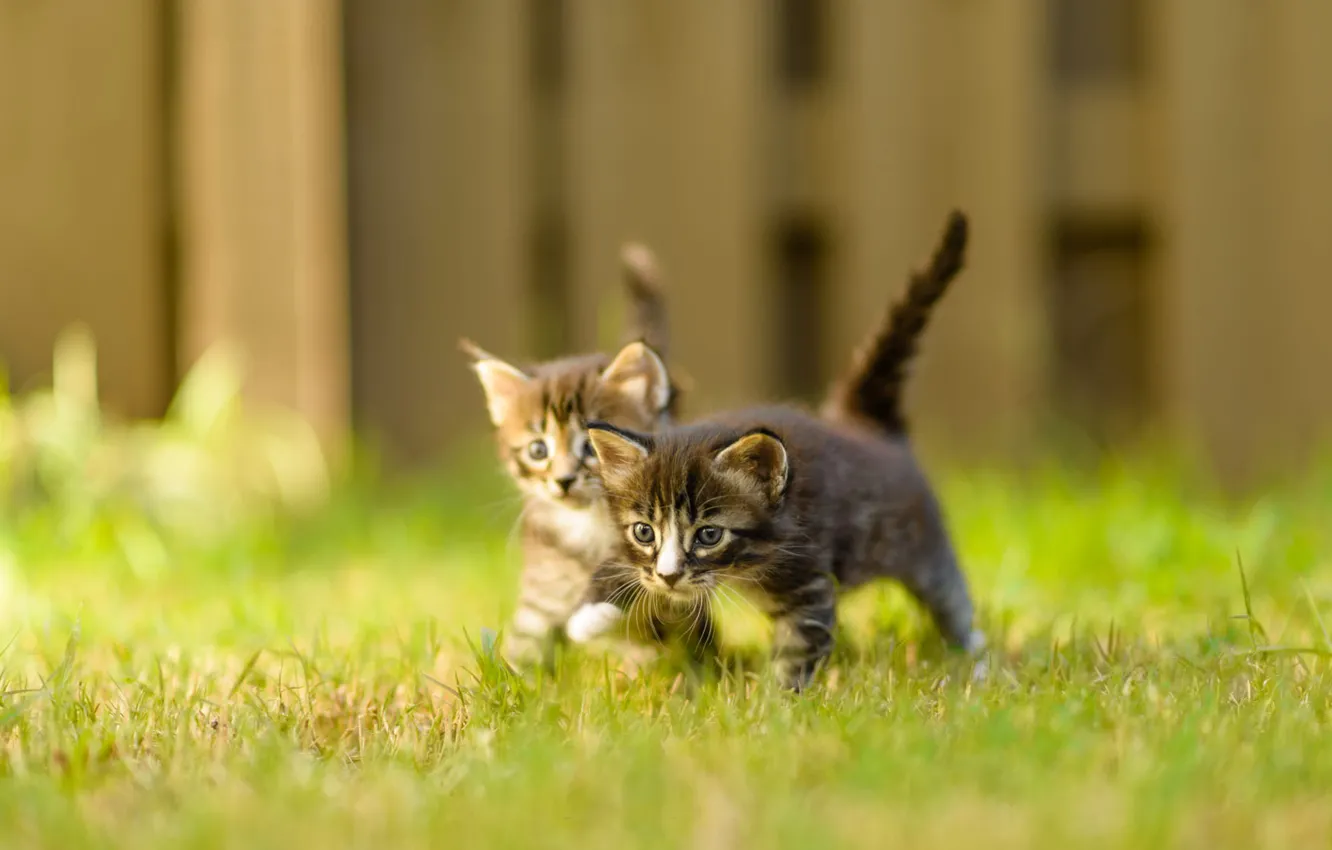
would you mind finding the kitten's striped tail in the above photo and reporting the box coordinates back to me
[621,242,670,360]
[620,242,688,417]
[823,210,969,436]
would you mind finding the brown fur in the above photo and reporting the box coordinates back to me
[462,245,679,668]
[620,242,685,417]
[578,407,983,690]
[620,243,670,359]
[468,212,972,676]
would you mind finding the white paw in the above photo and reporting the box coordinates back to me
[963,629,987,654]
[565,603,625,644]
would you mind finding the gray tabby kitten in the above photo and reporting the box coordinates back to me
[462,245,681,667]
[567,212,984,691]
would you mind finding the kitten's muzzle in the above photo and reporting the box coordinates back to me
[554,475,577,495]
[643,571,702,602]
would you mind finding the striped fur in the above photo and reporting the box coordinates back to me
[568,212,981,690]
[463,245,679,668]
[576,407,983,691]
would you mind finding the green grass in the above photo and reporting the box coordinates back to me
[2,452,1332,849]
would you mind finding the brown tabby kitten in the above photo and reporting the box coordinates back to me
[463,244,681,667]
[565,212,983,691]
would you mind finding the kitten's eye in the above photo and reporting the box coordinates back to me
[527,440,549,461]
[631,522,655,545]
[581,441,597,460]
[695,526,723,548]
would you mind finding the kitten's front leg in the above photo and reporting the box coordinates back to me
[505,599,560,669]
[505,542,591,668]
[770,575,838,691]
[565,562,638,645]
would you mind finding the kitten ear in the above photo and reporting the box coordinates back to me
[714,430,789,503]
[587,422,651,487]
[461,338,530,426]
[599,341,671,416]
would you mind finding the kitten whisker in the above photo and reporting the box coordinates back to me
[629,593,653,642]
[571,210,979,690]
[476,493,526,514]
[605,580,641,612]
[692,596,713,642]
[691,594,715,651]
[503,504,532,556]
[720,572,764,587]
[715,583,764,621]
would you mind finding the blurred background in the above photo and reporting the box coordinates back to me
[2,0,1330,490]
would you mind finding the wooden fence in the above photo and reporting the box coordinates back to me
[2,1,1330,484]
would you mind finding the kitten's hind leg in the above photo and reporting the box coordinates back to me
[900,547,985,655]
[770,576,838,691]
[507,545,596,669]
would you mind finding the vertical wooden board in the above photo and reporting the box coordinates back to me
[565,1,767,412]
[291,1,352,445]
[0,0,167,416]
[344,0,529,460]
[1148,1,1273,482]
[177,0,349,443]
[822,2,944,419]
[562,1,628,354]
[915,0,1049,456]
[1266,2,1332,461]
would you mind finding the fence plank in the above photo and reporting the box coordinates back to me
[565,0,768,411]
[1150,1,1272,482]
[931,0,1049,455]
[177,0,349,442]
[0,0,167,415]
[1266,2,1332,466]
[825,2,942,421]
[833,1,1048,456]
[344,0,529,460]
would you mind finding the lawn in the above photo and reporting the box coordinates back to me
[1,455,1330,849]
[2,344,1332,848]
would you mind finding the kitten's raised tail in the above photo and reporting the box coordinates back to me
[822,210,969,436]
[621,242,670,360]
[621,242,690,417]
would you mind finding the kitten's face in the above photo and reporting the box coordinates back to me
[465,342,672,507]
[586,423,789,601]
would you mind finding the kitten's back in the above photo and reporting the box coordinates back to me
[700,406,931,491]
[688,405,951,588]
[585,402,981,684]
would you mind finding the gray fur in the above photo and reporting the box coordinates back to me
[580,407,983,690]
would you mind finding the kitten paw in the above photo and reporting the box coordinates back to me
[962,629,987,654]
[502,633,546,668]
[565,603,625,644]
[963,630,989,683]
